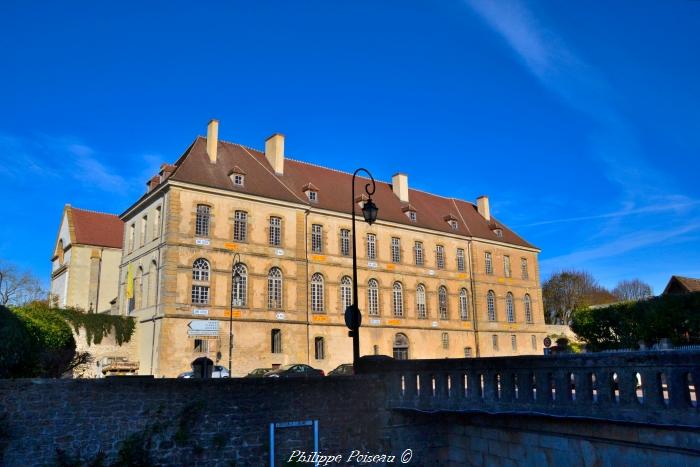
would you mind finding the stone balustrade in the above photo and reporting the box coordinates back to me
[357,350,700,427]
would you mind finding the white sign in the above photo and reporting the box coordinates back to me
[367,261,378,269]
[187,320,219,336]
[431,321,439,328]
[195,238,210,246]
[275,249,284,256]
[192,309,209,316]
[276,312,286,320]
[428,269,435,276]
[370,318,380,325]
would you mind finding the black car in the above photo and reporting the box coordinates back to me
[245,368,272,378]
[263,364,324,378]
[328,363,354,376]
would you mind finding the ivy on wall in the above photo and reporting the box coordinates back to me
[59,308,135,345]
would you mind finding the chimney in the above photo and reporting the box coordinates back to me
[159,163,176,181]
[392,173,409,203]
[265,133,285,174]
[206,119,219,164]
[477,195,490,221]
[147,175,160,192]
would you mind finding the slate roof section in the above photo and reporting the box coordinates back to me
[70,207,123,249]
[162,136,537,249]
[663,276,700,295]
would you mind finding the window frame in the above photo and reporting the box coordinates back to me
[269,216,282,246]
[267,267,283,310]
[311,273,325,313]
[340,229,350,256]
[368,279,379,316]
[436,245,445,269]
[311,224,323,253]
[416,284,427,319]
[366,233,376,260]
[391,237,401,263]
[487,290,496,321]
[414,241,424,266]
[195,204,211,237]
[392,282,404,317]
[438,286,448,320]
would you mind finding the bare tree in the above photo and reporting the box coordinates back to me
[543,270,616,324]
[612,279,653,302]
[0,261,46,306]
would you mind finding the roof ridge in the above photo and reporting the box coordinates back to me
[71,206,120,218]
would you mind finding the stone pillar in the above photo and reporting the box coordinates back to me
[88,249,101,312]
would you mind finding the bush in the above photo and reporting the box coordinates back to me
[0,306,34,378]
[571,292,700,351]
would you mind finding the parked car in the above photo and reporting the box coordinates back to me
[245,368,273,378]
[328,363,354,376]
[263,364,324,378]
[177,371,193,378]
[177,365,230,379]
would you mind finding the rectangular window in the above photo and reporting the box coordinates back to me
[191,285,209,304]
[485,252,493,274]
[233,174,244,186]
[492,334,499,351]
[307,190,318,202]
[368,283,379,316]
[234,211,248,242]
[340,229,350,256]
[271,329,282,354]
[128,224,135,252]
[195,205,210,237]
[140,216,147,246]
[531,335,537,350]
[414,241,424,266]
[442,332,449,349]
[436,245,445,269]
[504,255,511,278]
[456,248,465,272]
[311,224,323,253]
[366,233,376,260]
[521,258,529,280]
[373,345,379,355]
[154,206,161,238]
[269,216,282,246]
[193,339,209,353]
[464,347,473,358]
[511,334,517,351]
[314,337,325,360]
[391,237,401,263]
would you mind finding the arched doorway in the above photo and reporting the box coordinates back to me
[393,333,409,360]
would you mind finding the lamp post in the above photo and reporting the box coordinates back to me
[229,253,242,374]
[347,168,378,369]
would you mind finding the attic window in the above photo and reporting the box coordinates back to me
[307,190,318,202]
[407,211,417,222]
[494,229,503,238]
[233,174,244,186]
[448,219,458,230]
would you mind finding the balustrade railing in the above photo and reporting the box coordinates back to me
[358,351,700,427]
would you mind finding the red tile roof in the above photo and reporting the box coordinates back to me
[70,207,123,249]
[158,136,536,249]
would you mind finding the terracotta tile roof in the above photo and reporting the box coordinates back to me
[664,276,700,294]
[70,207,123,249]
[164,137,536,249]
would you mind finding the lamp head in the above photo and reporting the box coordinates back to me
[362,198,379,225]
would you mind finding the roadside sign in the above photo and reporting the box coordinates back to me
[187,320,219,337]
[543,336,552,348]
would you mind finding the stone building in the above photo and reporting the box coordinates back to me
[662,275,700,295]
[119,120,548,377]
[50,205,123,313]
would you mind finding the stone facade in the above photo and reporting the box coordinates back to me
[118,124,548,377]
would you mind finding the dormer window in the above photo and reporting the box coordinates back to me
[444,215,459,230]
[408,211,417,222]
[402,204,417,222]
[228,166,246,188]
[494,229,503,238]
[303,182,319,203]
[233,174,244,186]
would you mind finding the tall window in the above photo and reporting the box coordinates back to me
[191,259,210,304]
[524,294,533,323]
[414,241,424,266]
[340,276,352,311]
[234,210,248,242]
[487,290,496,321]
[391,237,401,263]
[511,334,517,351]
[315,337,325,360]
[504,255,511,278]
[442,332,449,349]
[195,205,210,237]
[368,279,379,316]
[456,248,465,272]
[128,224,135,251]
[506,292,515,323]
[193,339,209,353]
[154,206,161,238]
[464,347,473,357]
[438,286,448,319]
[340,229,350,256]
[140,216,147,246]
[366,233,376,260]
[416,284,427,319]
[271,329,282,353]
[436,245,445,269]
[492,334,499,351]
[531,335,537,350]
[393,333,409,360]
[521,258,529,279]
[267,267,283,309]
[311,273,324,312]
[232,263,247,307]
[311,224,323,253]
[485,252,493,274]
[392,282,404,317]
[269,217,282,246]
[459,288,469,321]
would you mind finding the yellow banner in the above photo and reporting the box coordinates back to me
[125,263,134,299]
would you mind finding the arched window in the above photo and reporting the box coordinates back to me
[311,273,325,313]
[271,329,282,353]
[368,279,379,316]
[416,284,427,319]
[192,258,210,281]
[485,252,493,274]
[148,259,158,307]
[57,239,64,265]
[442,332,449,349]
[136,266,144,310]
[393,333,409,360]
[487,290,496,321]
[232,263,247,307]
[340,276,352,311]
[506,292,515,322]
[438,286,448,319]
[267,267,283,309]
[459,288,469,321]
[392,282,404,317]
[524,294,533,324]
[195,204,210,237]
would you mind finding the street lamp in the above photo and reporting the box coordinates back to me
[229,252,242,374]
[347,168,378,370]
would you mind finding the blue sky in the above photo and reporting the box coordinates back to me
[1,1,699,294]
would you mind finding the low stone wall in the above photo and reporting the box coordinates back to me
[0,377,391,466]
